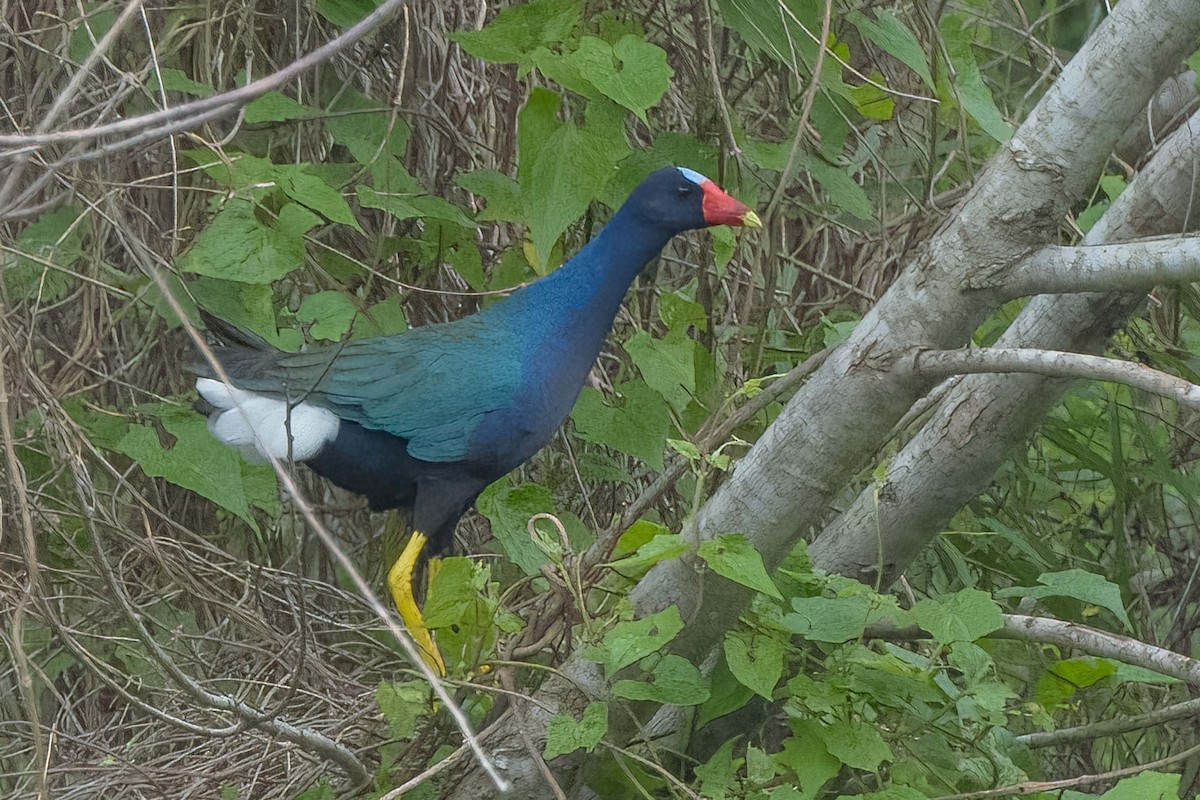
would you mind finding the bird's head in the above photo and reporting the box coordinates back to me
[627,166,763,234]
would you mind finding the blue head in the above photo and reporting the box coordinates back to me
[621,166,762,235]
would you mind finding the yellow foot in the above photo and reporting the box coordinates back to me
[387,531,446,676]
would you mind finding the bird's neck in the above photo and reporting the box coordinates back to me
[539,207,672,326]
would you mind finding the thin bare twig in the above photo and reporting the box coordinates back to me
[0,0,407,154]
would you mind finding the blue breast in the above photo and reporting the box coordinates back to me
[457,208,675,468]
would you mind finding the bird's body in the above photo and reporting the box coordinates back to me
[195,166,760,671]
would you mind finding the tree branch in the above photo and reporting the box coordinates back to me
[1015,696,1200,749]
[999,615,1200,685]
[809,106,1200,585]
[980,235,1200,297]
[869,613,1200,687]
[913,347,1200,409]
[0,0,405,154]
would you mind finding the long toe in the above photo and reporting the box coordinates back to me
[387,532,446,676]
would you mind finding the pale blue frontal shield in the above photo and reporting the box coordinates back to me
[678,166,708,185]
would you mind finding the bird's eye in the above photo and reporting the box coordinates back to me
[677,184,693,196]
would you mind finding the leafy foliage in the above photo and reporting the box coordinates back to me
[544,701,608,760]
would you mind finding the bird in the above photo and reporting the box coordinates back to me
[192,165,761,674]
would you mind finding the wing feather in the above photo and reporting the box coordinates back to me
[200,316,525,463]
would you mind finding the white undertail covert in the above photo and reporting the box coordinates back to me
[196,378,340,462]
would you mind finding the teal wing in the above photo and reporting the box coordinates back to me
[226,315,525,463]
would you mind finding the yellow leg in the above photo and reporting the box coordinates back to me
[387,531,446,676]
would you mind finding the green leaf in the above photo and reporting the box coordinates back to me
[297,291,357,341]
[244,91,319,124]
[613,654,710,705]
[368,157,422,196]
[626,331,697,413]
[747,746,778,786]
[1097,771,1180,800]
[995,568,1132,630]
[666,439,701,461]
[292,780,334,800]
[181,150,275,191]
[70,6,117,62]
[323,87,410,165]
[1111,661,1181,686]
[571,382,671,470]
[698,534,782,600]
[848,10,934,88]
[429,222,488,289]
[599,132,720,209]
[821,315,860,348]
[67,399,127,450]
[912,588,1003,645]
[711,225,737,272]
[1076,199,1110,233]
[476,482,589,575]
[583,607,684,675]
[820,719,892,771]
[117,403,278,528]
[782,595,872,643]
[1078,175,1127,231]
[456,168,523,222]
[697,653,754,727]
[4,205,87,301]
[314,0,378,26]
[408,195,478,229]
[1035,657,1117,709]
[357,187,475,229]
[805,156,873,220]
[188,278,283,348]
[695,737,742,799]
[608,533,689,574]
[778,720,841,793]
[148,68,215,97]
[543,35,673,121]
[517,88,562,190]
[181,200,319,284]
[741,138,790,172]
[715,0,822,67]
[940,15,1011,143]
[724,630,785,699]
[275,165,360,230]
[423,557,476,629]
[786,673,849,718]
[517,90,625,272]
[574,450,634,485]
[357,295,408,338]
[528,44,597,97]
[847,80,894,121]
[659,290,707,332]
[544,701,608,760]
[811,94,852,159]
[848,787,928,800]
[376,680,430,740]
[612,518,670,558]
[451,0,583,69]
